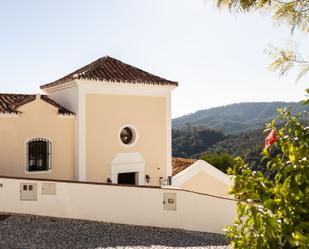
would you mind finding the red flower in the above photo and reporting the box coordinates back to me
[265,129,277,149]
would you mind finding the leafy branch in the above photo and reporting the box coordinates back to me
[266,45,309,80]
[225,101,309,248]
[216,0,309,80]
[216,0,309,32]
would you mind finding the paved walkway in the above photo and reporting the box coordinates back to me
[0,214,231,249]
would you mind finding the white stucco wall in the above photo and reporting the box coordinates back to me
[173,160,233,198]
[0,177,236,234]
[43,80,174,183]
[0,99,75,180]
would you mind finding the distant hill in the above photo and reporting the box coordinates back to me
[173,102,309,134]
[172,126,226,158]
[198,129,265,161]
[172,125,265,161]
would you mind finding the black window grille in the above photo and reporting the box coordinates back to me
[27,138,51,172]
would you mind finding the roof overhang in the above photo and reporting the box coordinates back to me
[41,79,177,95]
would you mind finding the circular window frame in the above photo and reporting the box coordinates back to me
[118,124,139,147]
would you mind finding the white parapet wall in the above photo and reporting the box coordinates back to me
[0,176,237,234]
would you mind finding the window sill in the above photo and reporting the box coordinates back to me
[24,170,52,175]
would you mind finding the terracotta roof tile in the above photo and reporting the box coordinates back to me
[0,94,34,114]
[0,94,74,115]
[40,56,178,89]
[172,157,197,176]
[40,95,75,115]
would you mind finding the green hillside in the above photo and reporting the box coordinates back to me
[172,125,226,158]
[172,126,265,163]
[198,129,265,162]
[172,101,308,165]
[173,102,309,134]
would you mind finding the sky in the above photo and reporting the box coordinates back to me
[0,0,308,118]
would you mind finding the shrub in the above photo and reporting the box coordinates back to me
[225,89,309,248]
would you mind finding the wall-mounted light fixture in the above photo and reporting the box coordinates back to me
[145,175,150,183]
[159,177,164,186]
[159,177,172,186]
[107,178,112,184]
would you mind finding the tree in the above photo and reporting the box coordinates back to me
[200,153,234,173]
[216,0,309,80]
[172,125,226,158]
[211,1,308,247]
[225,90,309,248]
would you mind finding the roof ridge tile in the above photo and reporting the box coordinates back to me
[41,56,178,89]
[0,93,75,115]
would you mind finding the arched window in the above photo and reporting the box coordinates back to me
[26,138,52,172]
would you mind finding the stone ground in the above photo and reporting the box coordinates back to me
[0,214,231,249]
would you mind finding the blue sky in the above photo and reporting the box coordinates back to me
[0,0,307,117]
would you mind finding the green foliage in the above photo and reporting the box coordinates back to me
[172,125,226,158]
[266,45,309,81]
[225,91,309,248]
[304,88,309,105]
[216,0,309,32]
[204,129,265,163]
[216,0,309,80]
[200,153,234,173]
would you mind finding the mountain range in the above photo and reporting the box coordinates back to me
[173,102,309,134]
[172,101,308,160]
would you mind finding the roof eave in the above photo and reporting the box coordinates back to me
[0,111,20,117]
[41,78,178,93]
[40,80,79,92]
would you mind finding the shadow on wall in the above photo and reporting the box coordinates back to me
[0,215,230,248]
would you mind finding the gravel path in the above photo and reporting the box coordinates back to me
[0,214,231,249]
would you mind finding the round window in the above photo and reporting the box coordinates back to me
[120,127,136,145]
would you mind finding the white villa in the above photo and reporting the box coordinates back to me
[0,56,231,197]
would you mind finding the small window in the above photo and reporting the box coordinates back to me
[23,185,27,191]
[120,127,135,145]
[29,185,33,191]
[26,138,51,172]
